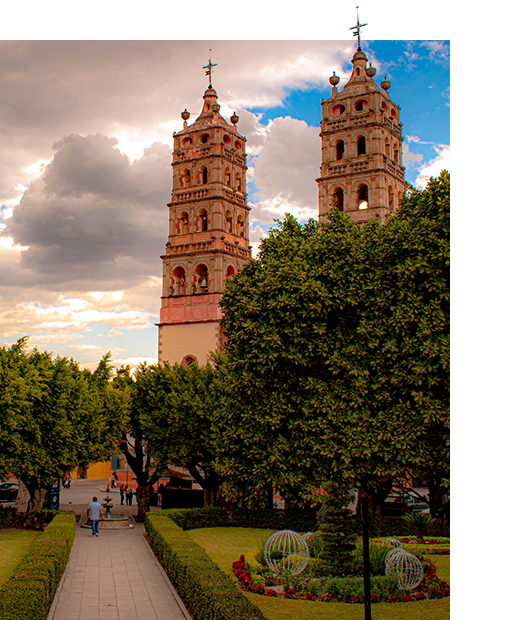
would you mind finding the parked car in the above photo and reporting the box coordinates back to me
[0,482,19,502]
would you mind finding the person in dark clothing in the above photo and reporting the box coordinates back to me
[119,484,125,505]
[125,486,133,506]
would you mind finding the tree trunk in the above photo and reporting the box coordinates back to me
[136,484,151,521]
[203,487,218,507]
[361,485,372,620]
[25,485,48,513]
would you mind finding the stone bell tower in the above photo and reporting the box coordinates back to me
[317,11,406,224]
[158,57,251,365]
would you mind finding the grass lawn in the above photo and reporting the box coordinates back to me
[0,530,39,586]
[187,527,450,620]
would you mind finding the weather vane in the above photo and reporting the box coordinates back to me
[349,5,367,51]
[203,48,218,88]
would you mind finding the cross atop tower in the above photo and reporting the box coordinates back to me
[349,5,367,51]
[203,49,218,88]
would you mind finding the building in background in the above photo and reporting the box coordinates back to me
[158,60,251,366]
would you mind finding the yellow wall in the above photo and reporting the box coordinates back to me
[160,321,219,365]
[71,461,111,480]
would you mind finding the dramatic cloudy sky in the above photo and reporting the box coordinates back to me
[0,3,452,370]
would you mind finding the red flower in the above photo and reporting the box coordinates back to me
[387,595,400,603]
[265,589,277,597]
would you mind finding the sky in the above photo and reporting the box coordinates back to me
[0,4,453,372]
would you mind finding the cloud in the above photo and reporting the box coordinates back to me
[248,116,320,222]
[2,134,170,290]
[414,144,450,189]
[403,143,424,167]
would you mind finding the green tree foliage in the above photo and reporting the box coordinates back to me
[0,340,128,512]
[137,360,226,508]
[218,172,449,507]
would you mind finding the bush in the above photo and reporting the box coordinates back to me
[0,510,76,620]
[146,513,268,620]
[161,507,229,530]
[231,508,316,531]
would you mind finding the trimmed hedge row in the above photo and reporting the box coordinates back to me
[158,506,449,538]
[161,506,229,530]
[145,513,268,620]
[0,511,76,620]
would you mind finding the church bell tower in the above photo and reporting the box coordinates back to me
[158,57,251,365]
[317,11,406,224]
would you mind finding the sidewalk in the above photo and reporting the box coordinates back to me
[47,479,192,620]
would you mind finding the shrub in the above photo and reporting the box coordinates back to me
[231,508,316,531]
[161,507,229,530]
[0,510,76,620]
[146,513,268,620]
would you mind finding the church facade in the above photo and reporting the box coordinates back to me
[158,41,405,366]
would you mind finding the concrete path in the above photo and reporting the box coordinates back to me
[47,479,192,620]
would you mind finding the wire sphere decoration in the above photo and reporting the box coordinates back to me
[385,549,424,590]
[381,537,403,548]
[302,532,314,540]
[264,530,310,576]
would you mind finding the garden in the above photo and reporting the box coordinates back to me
[146,506,450,620]
[190,528,449,619]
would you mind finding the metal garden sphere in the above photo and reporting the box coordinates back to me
[381,537,403,548]
[385,550,424,590]
[264,530,309,576]
[302,532,314,541]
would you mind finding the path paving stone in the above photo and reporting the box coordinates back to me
[48,480,192,620]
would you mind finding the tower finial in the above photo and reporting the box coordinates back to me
[349,5,367,51]
[203,48,218,88]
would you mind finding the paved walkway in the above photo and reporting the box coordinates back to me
[47,480,192,620]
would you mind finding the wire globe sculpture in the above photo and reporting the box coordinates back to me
[302,532,314,541]
[385,549,424,590]
[381,537,403,548]
[264,530,310,576]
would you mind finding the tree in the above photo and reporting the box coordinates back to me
[0,340,128,513]
[137,360,226,508]
[218,172,449,619]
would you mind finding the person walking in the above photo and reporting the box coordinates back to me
[87,496,104,537]
[119,484,125,505]
[125,486,133,506]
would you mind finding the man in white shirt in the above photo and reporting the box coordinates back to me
[87,496,104,537]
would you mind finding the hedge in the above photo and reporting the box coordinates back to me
[161,506,229,530]
[145,513,268,620]
[0,511,76,620]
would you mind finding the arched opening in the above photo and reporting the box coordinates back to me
[199,209,208,232]
[388,186,395,211]
[393,146,399,162]
[357,136,366,155]
[226,265,236,279]
[224,168,231,186]
[177,211,189,234]
[200,133,210,144]
[336,140,345,160]
[358,184,369,210]
[225,210,233,234]
[202,167,208,184]
[171,266,186,296]
[182,355,198,366]
[385,140,390,157]
[194,264,209,293]
[237,214,245,238]
[182,169,191,187]
[235,173,242,192]
[332,188,344,212]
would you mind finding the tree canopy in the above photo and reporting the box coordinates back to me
[0,340,128,511]
[217,172,450,510]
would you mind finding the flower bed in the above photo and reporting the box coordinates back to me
[373,536,450,555]
[232,551,450,604]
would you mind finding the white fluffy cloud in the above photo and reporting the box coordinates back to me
[414,144,450,190]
